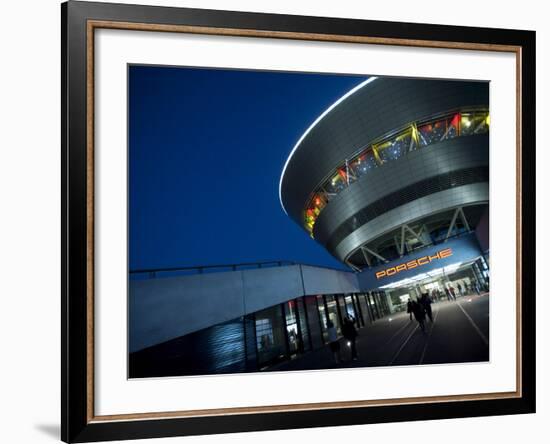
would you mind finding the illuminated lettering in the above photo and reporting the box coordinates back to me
[417,256,429,266]
[375,248,454,279]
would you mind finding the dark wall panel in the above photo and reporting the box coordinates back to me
[475,206,490,253]
[129,318,248,378]
[243,313,258,372]
[304,295,324,349]
[322,166,489,252]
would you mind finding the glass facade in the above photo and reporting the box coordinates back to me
[314,294,371,344]
[254,294,361,359]
[344,294,356,320]
[284,300,300,355]
[132,290,395,377]
[295,297,311,352]
[303,109,490,236]
[358,293,373,323]
[359,291,392,320]
[325,295,342,335]
[255,305,287,367]
[316,294,329,343]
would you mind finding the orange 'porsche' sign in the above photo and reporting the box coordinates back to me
[375,248,453,280]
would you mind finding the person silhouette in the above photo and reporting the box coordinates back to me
[342,316,358,361]
[411,299,426,333]
[406,299,414,320]
[420,292,433,322]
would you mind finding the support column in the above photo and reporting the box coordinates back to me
[385,292,395,314]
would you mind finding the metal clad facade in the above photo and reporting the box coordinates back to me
[313,135,489,244]
[280,78,489,224]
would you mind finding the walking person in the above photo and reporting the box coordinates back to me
[326,320,341,364]
[420,292,433,323]
[411,300,426,333]
[457,282,463,297]
[444,287,452,301]
[449,285,457,301]
[406,299,414,321]
[342,316,358,361]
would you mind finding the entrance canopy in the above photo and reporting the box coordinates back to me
[357,233,483,290]
[378,259,477,290]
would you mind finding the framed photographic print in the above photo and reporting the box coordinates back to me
[61,1,536,442]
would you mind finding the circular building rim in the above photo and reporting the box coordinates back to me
[278,76,378,215]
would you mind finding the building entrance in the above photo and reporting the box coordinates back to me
[382,257,489,313]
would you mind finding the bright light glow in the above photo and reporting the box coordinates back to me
[278,77,378,214]
[443,263,462,274]
[379,260,467,289]
[347,341,351,347]
[388,318,393,322]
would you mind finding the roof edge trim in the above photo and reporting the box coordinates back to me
[278,76,378,215]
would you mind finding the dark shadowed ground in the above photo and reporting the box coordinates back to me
[271,293,489,371]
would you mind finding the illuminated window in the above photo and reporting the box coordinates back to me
[304,193,328,234]
[376,128,413,162]
[302,109,489,236]
[325,169,348,194]
[460,111,489,136]
[284,300,300,355]
[316,295,329,343]
[255,305,287,367]
[344,294,356,319]
[445,113,460,139]
[418,118,446,146]
[349,149,378,179]
[325,295,342,335]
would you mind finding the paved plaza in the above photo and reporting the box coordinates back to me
[270,293,489,372]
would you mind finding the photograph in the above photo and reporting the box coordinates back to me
[0,0,543,442]
[57,0,536,441]
[127,66,491,379]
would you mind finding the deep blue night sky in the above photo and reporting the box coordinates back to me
[129,65,369,272]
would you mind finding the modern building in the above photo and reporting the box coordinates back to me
[129,77,491,378]
[279,76,489,271]
[129,262,390,377]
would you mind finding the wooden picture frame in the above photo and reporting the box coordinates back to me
[62,1,536,442]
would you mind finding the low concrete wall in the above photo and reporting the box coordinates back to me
[129,270,245,353]
[301,265,361,295]
[242,265,304,313]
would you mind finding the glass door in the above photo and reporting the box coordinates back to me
[284,300,300,356]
